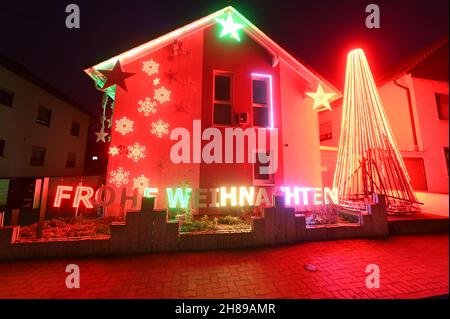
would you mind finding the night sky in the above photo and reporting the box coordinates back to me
[0,0,448,119]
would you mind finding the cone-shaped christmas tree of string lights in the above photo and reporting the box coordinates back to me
[333,49,420,214]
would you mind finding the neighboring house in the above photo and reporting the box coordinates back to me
[85,6,341,215]
[319,36,449,197]
[0,55,91,178]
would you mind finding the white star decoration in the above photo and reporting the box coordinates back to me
[95,127,108,143]
[306,83,336,111]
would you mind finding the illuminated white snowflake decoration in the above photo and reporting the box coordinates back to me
[153,78,160,86]
[109,167,130,187]
[138,98,157,116]
[154,86,171,104]
[142,59,159,76]
[151,119,169,138]
[108,146,120,157]
[133,174,150,194]
[127,142,146,162]
[115,116,134,136]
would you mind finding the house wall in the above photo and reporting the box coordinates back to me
[106,30,205,215]
[0,65,89,178]
[411,77,448,193]
[199,25,284,196]
[279,60,323,190]
[318,104,341,188]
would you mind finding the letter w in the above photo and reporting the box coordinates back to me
[166,188,192,208]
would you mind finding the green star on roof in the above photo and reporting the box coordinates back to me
[216,13,245,41]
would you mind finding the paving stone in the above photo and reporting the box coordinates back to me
[0,234,447,299]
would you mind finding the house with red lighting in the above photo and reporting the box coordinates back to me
[319,36,449,215]
[84,6,341,216]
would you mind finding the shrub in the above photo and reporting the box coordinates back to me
[217,215,240,225]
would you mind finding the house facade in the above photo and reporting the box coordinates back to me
[0,55,91,178]
[85,7,340,216]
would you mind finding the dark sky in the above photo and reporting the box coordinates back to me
[0,0,448,118]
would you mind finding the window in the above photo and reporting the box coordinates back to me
[36,105,52,127]
[403,157,428,191]
[213,72,232,125]
[66,152,76,168]
[253,150,275,185]
[445,147,449,175]
[30,146,46,166]
[251,76,271,127]
[436,93,449,120]
[0,139,5,157]
[319,121,333,141]
[0,87,14,107]
[70,121,80,136]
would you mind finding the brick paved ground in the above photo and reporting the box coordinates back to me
[0,234,448,299]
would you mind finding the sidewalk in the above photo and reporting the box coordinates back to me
[0,234,448,299]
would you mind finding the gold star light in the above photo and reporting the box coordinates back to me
[306,83,336,111]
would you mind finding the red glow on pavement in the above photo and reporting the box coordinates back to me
[0,234,447,299]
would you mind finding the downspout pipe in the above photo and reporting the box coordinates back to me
[393,77,419,151]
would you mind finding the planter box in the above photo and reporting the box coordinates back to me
[263,208,276,245]
[217,232,231,249]
[241,231,254,247]
[295,215,307,241]
[229,232,243,248]
[0,227,16,259]
[306,226,327,241]
[285,208,297,243]
[274,207,287,244]
[151,210,168,252]
[166,221,180,252]
[251,217,265,246]
[178,233,193,251]
[138,212,154,252]
[326,225,348,240]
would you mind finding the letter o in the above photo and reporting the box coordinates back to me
[94,186,116,207]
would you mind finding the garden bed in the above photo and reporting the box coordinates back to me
[17,217,115,241]
[178,214,252,234]
[304,205,361,226]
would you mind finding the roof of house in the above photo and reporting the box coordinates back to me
[0,54,91,116]
[84,6,341,103]
[378,35,449,85]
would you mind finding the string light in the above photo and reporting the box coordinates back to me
[333,49,419,213]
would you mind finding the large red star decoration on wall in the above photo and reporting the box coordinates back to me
[98,60,135,91]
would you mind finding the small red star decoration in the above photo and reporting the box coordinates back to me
[98,60,134,91]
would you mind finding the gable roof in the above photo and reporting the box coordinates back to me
[84,6,341,102]
[378,35,449,85]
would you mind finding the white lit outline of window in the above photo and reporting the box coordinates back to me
[251,73,274,130]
